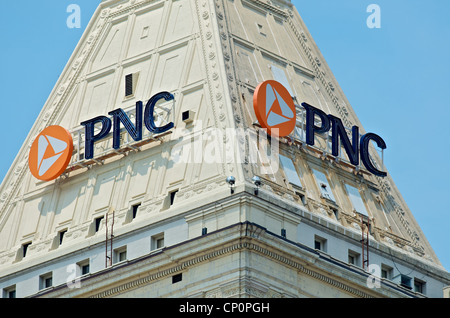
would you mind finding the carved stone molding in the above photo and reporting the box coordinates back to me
[86,235,375,298]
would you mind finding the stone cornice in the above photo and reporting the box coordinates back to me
[34,222,423,299]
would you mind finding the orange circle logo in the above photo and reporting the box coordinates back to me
[29,126,73,181]
[253,80,296,137]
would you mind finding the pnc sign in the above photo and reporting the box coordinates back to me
[253,80,387,177]
[29,91,175,181]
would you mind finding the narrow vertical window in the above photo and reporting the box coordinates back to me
[348,250,360,266]
[169,189,178,206]
[125,74,134,97]
[59,229,67,245]
[95,216,104,233]
[22,242,32,258]
[132,203,141,219]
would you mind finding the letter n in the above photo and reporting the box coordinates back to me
[328,115,359,166]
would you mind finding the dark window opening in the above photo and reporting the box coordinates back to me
[22,242,31,258]
[40,273,53,290]
[125,74,133,97]
[314,240,321,250]
[170,190,178,206]
[59,229,67,245]
[414,278,426,294]
[132,203,141,219]
[95,216,104,232]
[81,264,90,275]
[295,192,306,205]
[400,275,412,289]
[45,277,52,288]
[172,273,182,284]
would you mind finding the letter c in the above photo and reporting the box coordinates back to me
[144,92,174,134]
[360,133,387,177]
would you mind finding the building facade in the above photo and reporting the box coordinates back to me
[0,0,449,298]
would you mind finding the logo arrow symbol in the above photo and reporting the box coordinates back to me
[37,135,68,176]
[265,83,294,126]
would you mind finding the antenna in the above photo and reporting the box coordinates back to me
[361,215,370,270]
[105,208,115,268]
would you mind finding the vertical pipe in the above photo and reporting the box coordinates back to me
[105,213,108,268]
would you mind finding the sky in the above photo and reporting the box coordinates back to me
[0,1,448,272]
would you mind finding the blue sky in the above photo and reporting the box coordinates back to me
[0,1,448,272]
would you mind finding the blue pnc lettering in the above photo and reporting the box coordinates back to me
[360,133,387,177]
[302,102,330,146]
[80,91,175,160]
[108,101,143,149]
[144,91,175,134]
[80,116,112,160]
[300,103,387,177]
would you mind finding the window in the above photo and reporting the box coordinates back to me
[314,235,327,252]
[279,154,302,188]
[345,184,368,216]
[151,233,165,251]
[172,273,182,284]
[22,242,32,258]
[169,190,178,206]
[125,74,133,96]
[296,191,306,205]
[312,169,336,202]
[39,273,53,290]
[414,278,426,294]
[132,203,141,219]
[82,264,90,275]
[125,73,139,97]
[162,190,178,210]
[3,285,16,298]
[400,275,412,289]
[114,247,127,264]
[59,229,67,245]
[95,216,104,233]
[331,208,339,220]
[77,259,90,276]
[348,250,360,266]
[381,264,393,280]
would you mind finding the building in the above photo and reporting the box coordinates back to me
[0,0,449,298]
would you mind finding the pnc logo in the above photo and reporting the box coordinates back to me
[252,80,388,177]
[29,126,74,181]
[253,80,296,137]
